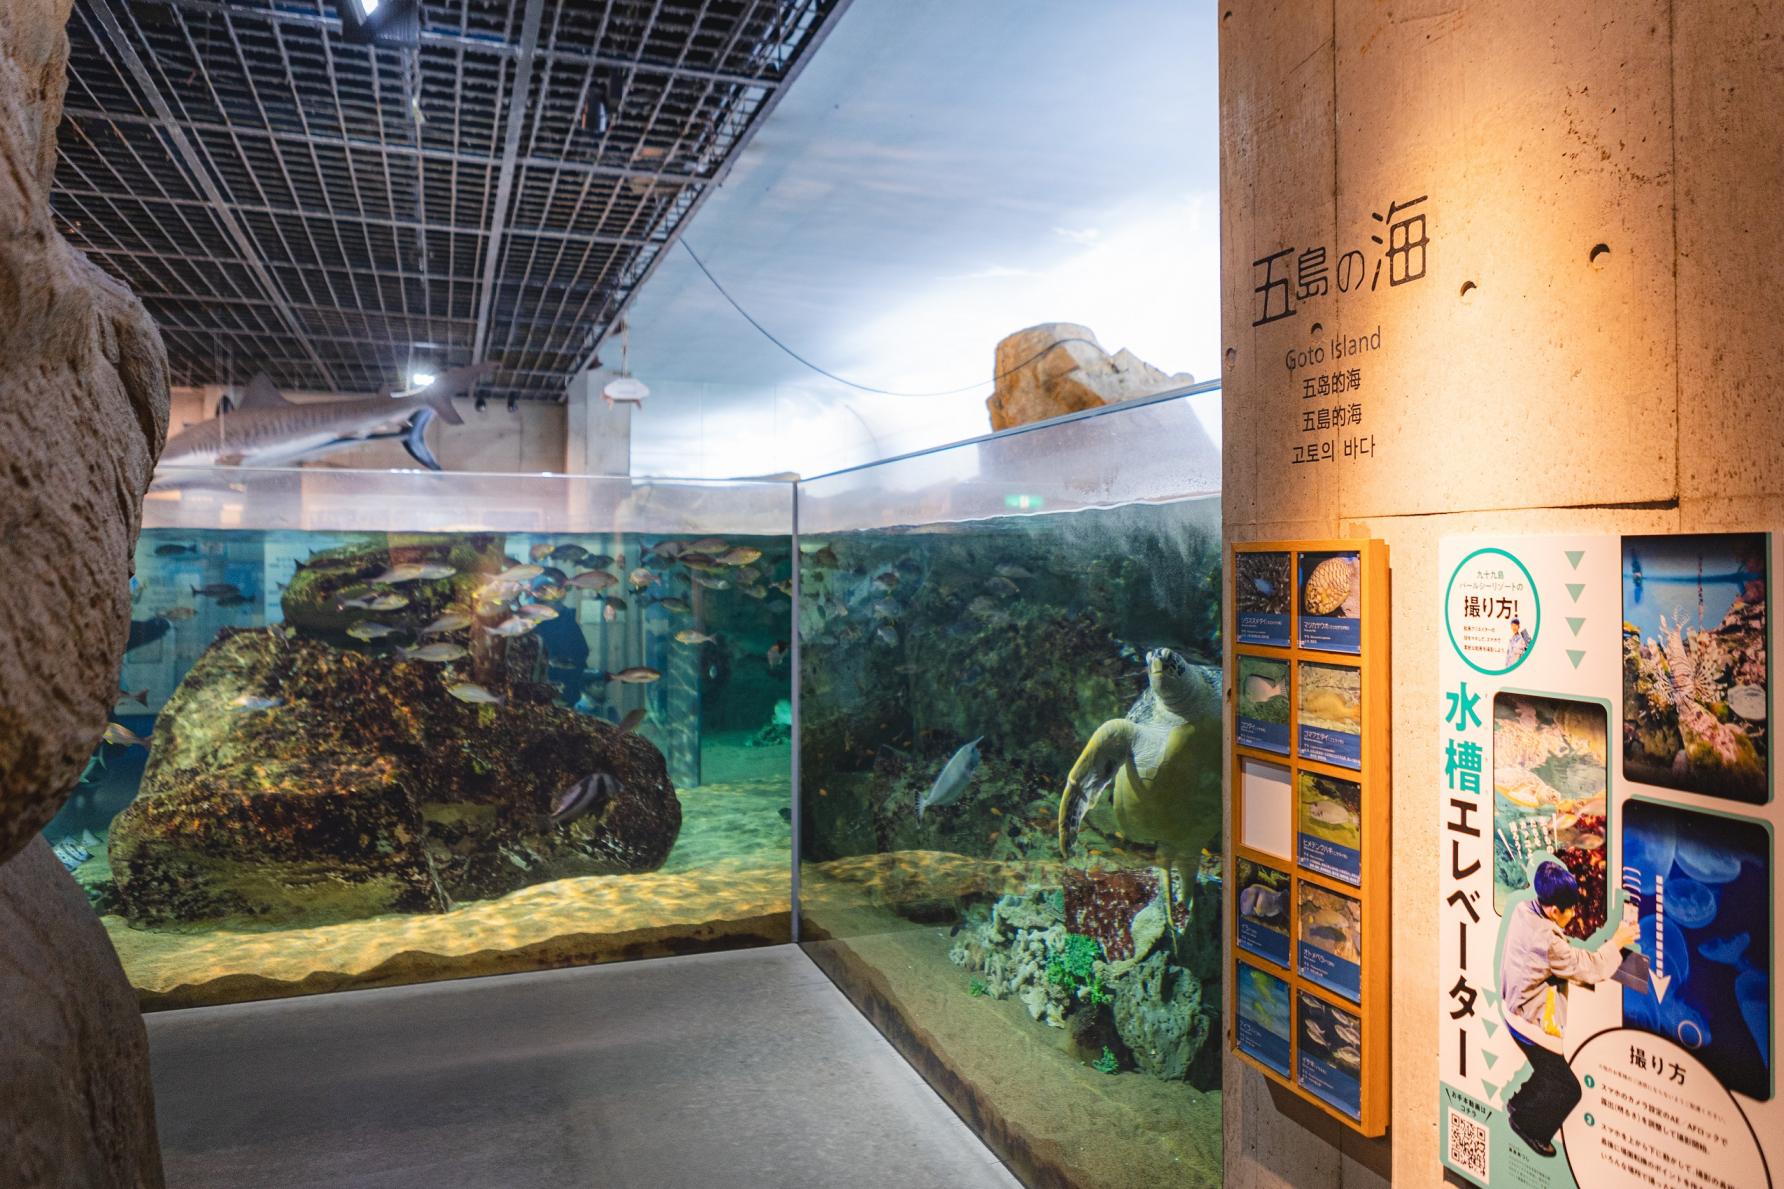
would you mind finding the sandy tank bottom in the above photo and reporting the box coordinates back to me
[105,737,793,1009]
[798,857,1222,1189]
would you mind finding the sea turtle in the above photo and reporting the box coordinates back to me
[1058,647,1223,922]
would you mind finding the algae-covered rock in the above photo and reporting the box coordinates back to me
[281,534,507,640]
[110,628,679,926]
[1107,949,1209,1081]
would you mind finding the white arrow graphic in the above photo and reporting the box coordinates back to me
[1651,874,1672,1002]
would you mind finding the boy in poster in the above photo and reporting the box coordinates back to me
[1498,861,1638,1158]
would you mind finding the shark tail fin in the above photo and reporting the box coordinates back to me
[416,362,496,426]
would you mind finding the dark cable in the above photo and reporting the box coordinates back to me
[678,239,1100,397]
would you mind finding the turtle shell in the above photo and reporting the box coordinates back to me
[1303,557,1355,616]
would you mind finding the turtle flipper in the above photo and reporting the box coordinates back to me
[1058,719,1136,856]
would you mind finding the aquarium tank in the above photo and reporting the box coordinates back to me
[46,467,795,1008]
[794,384,1224,1188]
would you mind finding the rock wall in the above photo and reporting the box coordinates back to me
[0,0,169,862]
[0,1,169,1184]
[1220,4,1784,1186]
[985,322,1195,431]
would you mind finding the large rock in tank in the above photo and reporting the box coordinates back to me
[109,628,680,926]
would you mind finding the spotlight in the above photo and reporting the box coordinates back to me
[335,0,419,46]
[408,369,436,389]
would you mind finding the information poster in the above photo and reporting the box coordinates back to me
[1237,550,1293,647]
[1238,961,1294,1076]
[1237,857,1292,966]
[1438,533,1779,1189]
[1238,655,1291,753]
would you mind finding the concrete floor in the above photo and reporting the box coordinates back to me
[147,946,1021,1189]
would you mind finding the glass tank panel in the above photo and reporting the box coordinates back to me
[795,387,1224,1188]
[48,467,795,1008]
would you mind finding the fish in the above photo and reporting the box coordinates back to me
[1242,673,1285,703]
[493,564,543,583]
[1329,1045,1361,1069]
[1331,1018,1361,1048]
[628,568,658,590]
[717,546,762,566]
[874,572,900,588]
[398,642,469,663]
[419,612,473,636]
[191,583,241,598]
[798,539,829,555]
[373,563,455,584]
[126,615,172,651]
[740,584,767,600]
[766,642,788,669]
[1306,798,1354,827]
[1239,883,1286,922]
[691,574,730,590]
[346,621,400,641]
[476,579,524,603]
[652,597,691,614]
[160,606,198,621]
[689,537,727,553]
[448,682,503,705]
[774,579,794,597]
[154,543,198,556]
[984,576,1021,598]
[487,617,536,637]
[593,666,661,685]
[230,694,283,711]
[529,542,555,561]
[811,546,840,568]
[115,687,148,707]
[533,582,567,602]
[52,840,90,871]
[617,707,648,733]
[917,737,982,821]
[734,565,763,584]
[549,543,593,564]
[602,596,629,613]
[216,593,255,608]
[876,625,898,646]
[102,722,149,749]
[342,593,409,612]
[994,563,1034,580]
[157,364,491,473]
[516,604,558,622]
[676,630,717,645]
[1250,576,1277,596]
[1302,1018,1327,1046]
[550,770,621,826]
[568,569,618,591]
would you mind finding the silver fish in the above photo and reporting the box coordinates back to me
[399,642,469,663]
[486,617,537,637]
[448,682,503,705]
[550,771,622,826]
[917,737,982,821]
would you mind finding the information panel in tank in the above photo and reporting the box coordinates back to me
[1437,532,1780,1189]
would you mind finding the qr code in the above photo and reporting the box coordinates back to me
[1447,1108,1490,1180]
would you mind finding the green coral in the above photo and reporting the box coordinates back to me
[1093,1046,1119,1075]
[968,976,989,998]
[1084,973,1112,1006]
[1045,932,1102,990]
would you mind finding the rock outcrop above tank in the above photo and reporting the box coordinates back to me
[985,323,1193,431]
[0,0,170,864]
[0,838,164,1187]
[109,629,681,926]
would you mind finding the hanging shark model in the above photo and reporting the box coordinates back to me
[159,363,493,471]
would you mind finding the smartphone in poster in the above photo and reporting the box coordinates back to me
[1238,655,1290,754]
[1236,550,1293,647]
[1238,960,1294,1076]
[1299,551,1362,653]
[1236,858,1292,967]
[1438,534,1779,1189]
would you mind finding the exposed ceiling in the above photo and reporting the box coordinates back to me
[51,0,846,403]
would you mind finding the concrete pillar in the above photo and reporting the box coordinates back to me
[1220,4,1784,1185]
[566,367,634,477]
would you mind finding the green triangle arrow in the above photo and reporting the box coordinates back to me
[1482,1080,1501,1102]
[1566,550,1585,569]
[1568,649,1586,668]
[1567,583,1586,602]
[1482,1049,1500,1070]
[1567,616,1586,636]
[1482,1018,1498,1037]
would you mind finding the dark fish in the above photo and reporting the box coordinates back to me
[617,707,648,733]
[126,615,171,651]
[811,546,839,568]
[777,806,792,823]
[154,543,198,556]
[549,544,593,564]
[550,771,621,826]
[191,583,242,598]
[217,593,255,607]
[653,596,691,614]
[115,686,148,707]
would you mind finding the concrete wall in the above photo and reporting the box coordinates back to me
[1219,4,1784,1186]
[169,386,568,475]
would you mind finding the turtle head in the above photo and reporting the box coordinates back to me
[1147,648,1218,721]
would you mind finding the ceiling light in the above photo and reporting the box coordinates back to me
[409,369,436,389]
[334,0,417,46]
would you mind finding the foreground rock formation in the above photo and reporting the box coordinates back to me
[0,1,168,1183]
[110,629,681,925]
[985,323,1194,431]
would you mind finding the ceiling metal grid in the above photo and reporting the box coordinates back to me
[52,0,844,400]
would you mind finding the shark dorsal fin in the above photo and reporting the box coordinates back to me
[225,373,292,414]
